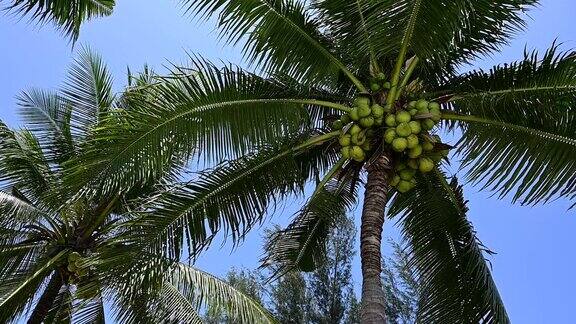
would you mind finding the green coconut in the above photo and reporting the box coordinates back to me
[399,169,416,181]
[422,141,434,151]
[395,163,407,171]
[407,159,419,170]
[376,72,386,81]
[384,129,397,144]
[350,107,360,121]
[428,102,440,110]
[396,111,411,123]
[68,252,81,262]
[406,134,419,148]
[408,145,423,158]
[351,146,366,162]
[385,114,397,127]
[419,157,435,173]
[397,180,413,193]
[361,141,372,151]
[383,81,391,89]
[396,122,412,137]
[332,120,343,130]
[341,146,351,159]
[408,120,421,134]
[390,175,401,187]
[358,105,372,118]
[416,99,429,110]
[339,134,351,146]
[341,113,351,124]
[360,116,375,128]
[349,124,362,135]
[371,104,385,118]
[422,118,436,130]
[374,117,384,126]
[409,109,418,116]
[355,96,371,109]
[371,82,381,92]
[392,138,408,152]
[351,133,365,145]
[408,101,417,109]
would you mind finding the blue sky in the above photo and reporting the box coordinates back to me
[1,1,575,322]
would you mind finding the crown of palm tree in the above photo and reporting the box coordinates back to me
[0,48,276,324]
[12,0,575,323]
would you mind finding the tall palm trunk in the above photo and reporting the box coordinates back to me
[360,159,391,324]
[27,271,64,324]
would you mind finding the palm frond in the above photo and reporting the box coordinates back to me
[66,56,344,197]
[62,46,114,137]
[443,45,576,206]
[127,131,339,260]
[1,0,115,40]
[0,123,54,200]
[180,0,365,89]
[361,0,536,79]
[17,88,75,164]
[262,176,357,275]
[0,251,67,323]
[389,172,508,323]
[166,263,276,324]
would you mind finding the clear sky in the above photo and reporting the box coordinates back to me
[1,1,575,323]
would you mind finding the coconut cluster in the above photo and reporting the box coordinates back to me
[67,251,88,281]
[331,95,449,193]
[333,95,386,162]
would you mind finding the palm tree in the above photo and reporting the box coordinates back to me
[1,0,115,40]
[62,1,575,323]
[0,48,275,324]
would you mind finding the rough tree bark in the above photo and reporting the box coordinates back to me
[27,271,64,324]
[360,158,391,324]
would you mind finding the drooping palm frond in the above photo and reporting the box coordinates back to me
[109,257,276,324]
[66,56,346,198]
[443,45,576,206]
[361,0,537,79]
[389,172,508,324]
[17,88,76,165]
[126,131,339,260]
[0,251,67,323]
[1,0,115,40]
[262,178,357,275]
[180,0,365,90]
[0,123,54,200]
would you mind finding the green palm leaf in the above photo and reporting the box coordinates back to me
[2,0,115,40]
[362,0,537,79]
[0,123,53,200]
[66,57,346,197]
[127,131,339,260]
[0,251,67,323]
[263,177,357,275]
[181,0,365,90]
[443,45,576,206]
[389,172,508,323]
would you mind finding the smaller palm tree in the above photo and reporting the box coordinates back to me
[0,48,274,324]
[1,0,115,40]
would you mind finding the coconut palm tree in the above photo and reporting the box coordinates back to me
[0,48,275,324]
[1,0,115,40]
[62,1,575,323]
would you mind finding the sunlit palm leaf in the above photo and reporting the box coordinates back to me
[66,57,343,198]
[362,0,536,79]
[180,0,365,89]
[443,45,576,206]
[1,0,115,40]
[127,131,339,260]
[389,172,508,323]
